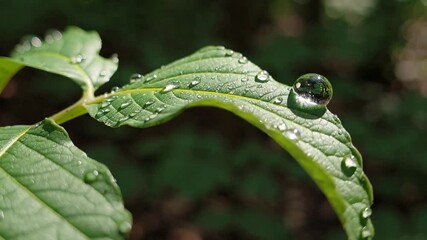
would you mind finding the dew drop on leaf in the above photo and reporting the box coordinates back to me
[293,73,333,105]
[342,155,358,176]
[129,73,143,83]
[110,53,119,63]
[189,77,201,88]
[160,81,180,93]
[84,170,99,183]
[273,97,283,104]
[145,74,157,83]
[241,76,248,82]
[106,95,118,102]
[225,49,234,56]
[361,207,372,219]
[111,86,119,93]
[278,124,287,131]
[0,210,4,221]
[285,129,300,140]
[119,100,132,109]
[361,226,373,239]
[255,70,270,83]
[71,54,86,64]
[99,70,107,77]
[30,36,42,48]
[144,99,155,107]
[238,56,248,64]
[118,221,132,235]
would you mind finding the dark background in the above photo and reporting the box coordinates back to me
[1,0,427,239]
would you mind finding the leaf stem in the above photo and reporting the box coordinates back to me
[48,97,89,124]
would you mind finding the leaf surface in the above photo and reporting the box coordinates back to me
[0,27,117,96]
[0,119,131,240]
[86,46,374,240]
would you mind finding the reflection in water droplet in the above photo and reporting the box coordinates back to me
[362,207,372,219]
[273,97,283,104]
[238,56,248,64]
[189,77,201,88]
[84,170,99,183]
[118,221,132,235]
[285,129,300,140]
[293,73,333,105]
[255,70,270,82]
[129,73,143,83]
[161,81,181,93]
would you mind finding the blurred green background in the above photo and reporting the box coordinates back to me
[1,0,427,239]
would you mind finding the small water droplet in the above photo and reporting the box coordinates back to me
[285,129,300,140]
[118,221,132,235]
[119,116,129,122]
[110,53,119,63]
[293,73,333,105]
[238,56,248,64]
[84,170,99,183]
[145,74,157,83]
[77,161,82,165]
[361,226,373,239]
[101,101,110,108]
[273,97,283,104]
[189,77,201,88]
[119,100,132,109]
[99,70,107,77]
[30,36,42,47]
[342,155,358,176]
[255,70,270,82]
[129,73,143,83]
[71,54,86,64]
[225,49,234,56]
[241,76,248,82]
[278,124,287,131]
[129,112,138,118]
[155,106,166,113]
[102,108,111,114]
[111,86,119,93]
[144,99,155,107]
[362,207,372,219]
[45,29,62,43]
[0,210,4,221]
[161,81,180,93]
[106,95,117,102]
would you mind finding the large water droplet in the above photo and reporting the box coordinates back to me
[285,129,300,140]
[255,70,270,82]
[189,77,201,88]
[129,73,143,83]
[362,207,372,219]
[293,73,333,105]
[84,170,99,183]
[160,81,180,93]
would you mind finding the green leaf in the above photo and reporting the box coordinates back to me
[0,27,117,97]
[86,46,374,240]
[0,119,131,240]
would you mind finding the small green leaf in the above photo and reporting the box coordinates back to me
[0,119,131,240]
[87,46,374,240]
[0,27,117,96]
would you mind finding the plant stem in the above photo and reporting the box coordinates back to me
[48,98,89,124]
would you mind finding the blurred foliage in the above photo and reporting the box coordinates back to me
[1,0,427,239]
